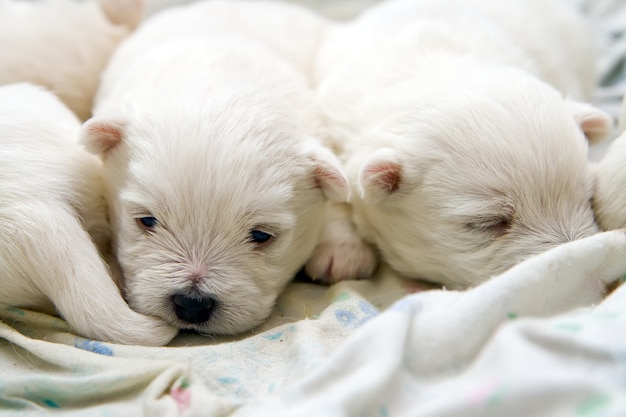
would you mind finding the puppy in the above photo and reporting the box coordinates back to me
[0,83,177,345]
[313,0,613,289]
[594,99,626,231]
[81,2,348,335]
[0,0,142,121]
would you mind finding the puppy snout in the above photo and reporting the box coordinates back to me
[172,294,215,324]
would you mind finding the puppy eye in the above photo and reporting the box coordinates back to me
[136,216,158,231]
[249,229,274,245]
[484,218,511,235]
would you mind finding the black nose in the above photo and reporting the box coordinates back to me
[172,294,215,324]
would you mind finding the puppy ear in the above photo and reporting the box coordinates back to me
[80,116,126,156]
[567,101,613,145]
[309,147,350,203]
[98,0,144,30]
[359,148,404,204]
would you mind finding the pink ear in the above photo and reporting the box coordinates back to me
[80,117,126,156]
[359,149,402,204]
[310,147,350,203]
[98,0,144,30]
[568,101,614,145]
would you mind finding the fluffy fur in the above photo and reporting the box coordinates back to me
[594,99,626,231]
[0,83,177,345]
[96,0,326,94]
[314,0,613,288]
[0,0,142,121]
[82,1,348,335]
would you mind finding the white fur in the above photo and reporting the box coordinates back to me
[96,0,326,98]
[82,2,348,335]
[0,83,177,345]
[594,98,626,231]
[305,203,377,283]
[0,0,142,121]
[314,0,613,289]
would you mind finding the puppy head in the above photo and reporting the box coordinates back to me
[81,90,348,334]
[351,67,609,289]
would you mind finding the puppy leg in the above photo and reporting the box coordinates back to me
[5,203,177,346]
[306,202,378,284]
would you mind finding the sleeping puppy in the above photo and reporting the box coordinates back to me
[81,2,348,335]
[313,0,613,289]
[0,83,177,345]
[0,0,142,121]
[594,99,626,231]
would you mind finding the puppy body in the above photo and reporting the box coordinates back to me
[317,0,596,96]
[96,0,326,95]
[314,0,612,288]
[0,83,176,345]
[83,3,348,335]
[0,0,142,121]
[594,100,626,231]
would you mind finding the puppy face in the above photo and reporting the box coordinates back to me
[82,90,348,334]
[350,68,610,289]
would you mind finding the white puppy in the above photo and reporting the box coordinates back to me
[0,83,177,345]
[594,99,626,231]
[0,0,143,121]
[313,0,613,289]
[81,2,348,335]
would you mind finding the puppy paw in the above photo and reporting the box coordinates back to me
[305,240,377,284]
[95,313,178,346]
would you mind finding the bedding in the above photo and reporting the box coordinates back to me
[2,231,625,416]
[2,0,626,416]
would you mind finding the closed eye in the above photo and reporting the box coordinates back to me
[465,216,512,237]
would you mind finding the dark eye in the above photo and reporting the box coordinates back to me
[249,229,273,245]
[136,216,158,231]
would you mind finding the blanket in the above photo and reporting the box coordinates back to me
[2,0,626,416]
[2,230,626,416]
